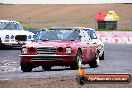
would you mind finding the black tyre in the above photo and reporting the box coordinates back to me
[0,38,2,49]
[76,75,86,85]
[42,65,51,71]
[0,38,1,44]
[89,52,99,68]
[0,43,6,50]
[21,62,32,72]
[70,50,82,70]
[99,51,104,60]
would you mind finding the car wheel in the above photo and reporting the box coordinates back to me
[21,62,32,72]
[89,52,99,68]
[42,65,51,71]
[0,43,6,50]
[76,75,86,85]
[0,38,3,49]
[99,51,104,60]
[70,50,82,70]
[0,38,1,44]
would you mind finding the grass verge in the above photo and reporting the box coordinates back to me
[23,27,39,30]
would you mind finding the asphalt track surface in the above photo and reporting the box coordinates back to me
[0,44,132,80]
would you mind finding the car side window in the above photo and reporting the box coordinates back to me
[0,22,6,29]
[0,22,23,30]
[80,30,91,42]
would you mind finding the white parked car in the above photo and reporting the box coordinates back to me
[85,28,104,60]
[0,20,35,48]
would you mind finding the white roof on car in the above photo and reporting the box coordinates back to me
[41,27,86,31]
[51,27,85,29]
[0,20,19,23]
[84,28,95,31]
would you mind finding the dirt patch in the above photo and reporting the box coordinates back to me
[0,75,131,88]
[0,4,131,29]
[0,4,131,20]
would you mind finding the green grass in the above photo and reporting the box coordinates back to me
[18,20,29,24]
[0,3,13,5]
[23,26,39,30]
[19,20,58,24]
[31,20,58,24]
[18,19,132,31]
[76,20,88,24]
[23,26,132,31]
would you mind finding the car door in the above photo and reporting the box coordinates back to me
[85,30,97,60]
[89,40,97,60]
[80,30,93,62]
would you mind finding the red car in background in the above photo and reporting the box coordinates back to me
[19,27,100,72]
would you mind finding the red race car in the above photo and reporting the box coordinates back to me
[19,27,100,72]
